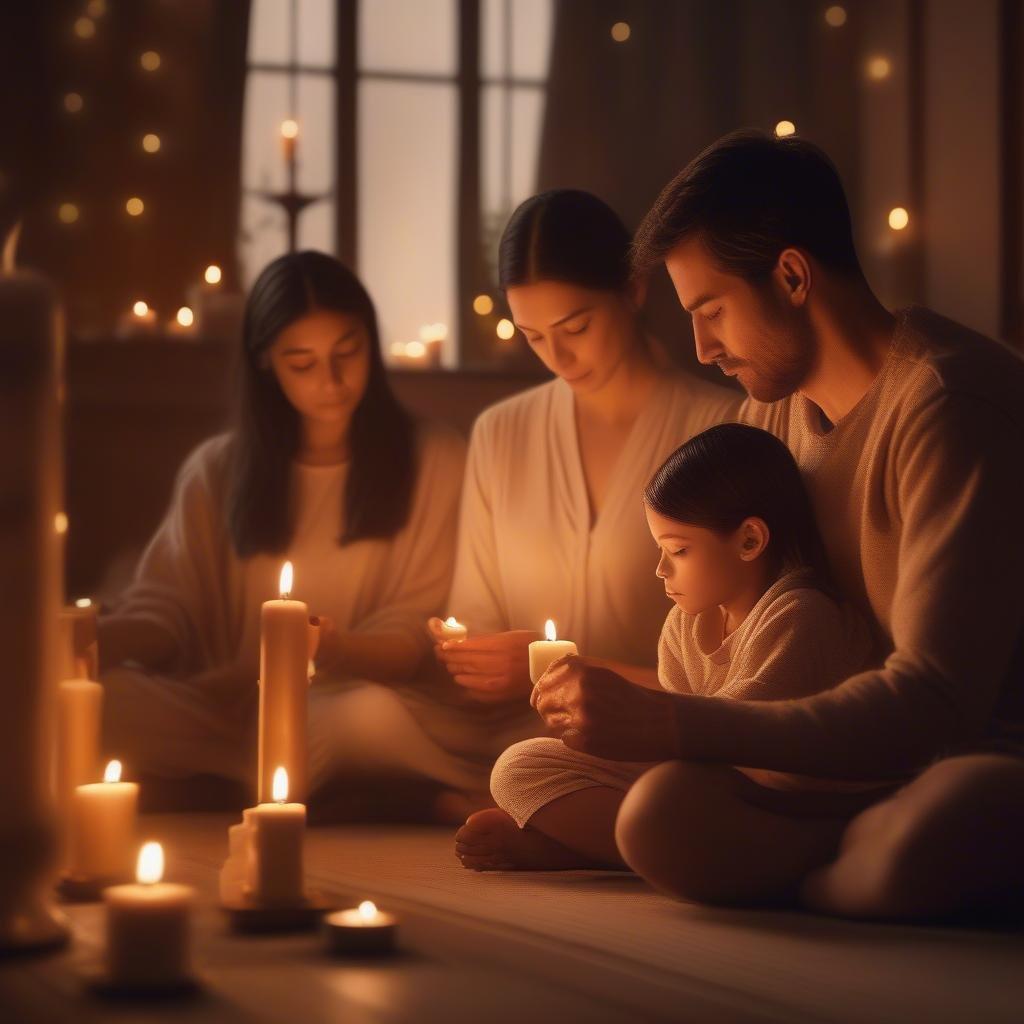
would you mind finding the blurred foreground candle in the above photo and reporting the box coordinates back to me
[439,616,467,641]
[55,678,103,815]
[419,322,446,367]
[248,767,306,907]
[185,265,244,343]
[528,619,578,684]
[389,340,429,369]
[324,899,397,955]
[116,300,159,339]
[68,759,138,881]
[58,598,98,679]
[259,562,310,802]
[0,224,69,951]
[104,842,195,990]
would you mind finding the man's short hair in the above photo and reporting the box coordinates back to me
[632,129,863,281]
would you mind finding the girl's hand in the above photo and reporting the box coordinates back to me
[531,655,681,761]
[433,628,540,703]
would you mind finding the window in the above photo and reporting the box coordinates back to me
[241,0,554,367]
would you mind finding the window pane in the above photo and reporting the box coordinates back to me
[482,0,554,81]
[243,71,290,193]
[296,73,334,194]
[359,0,456,75]
[297,199,336,254]
[358,80,457,364]
[249,0,289,64]
[297,0,335,66]
[239,194,287,287]
[481,85,546,239]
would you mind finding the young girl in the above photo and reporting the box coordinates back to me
[99,251,477,802]
[456,423,875,875]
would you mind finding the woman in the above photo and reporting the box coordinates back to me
[99,251,474,802]
[428,189,740,785]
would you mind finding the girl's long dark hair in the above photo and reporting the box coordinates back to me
[644,423,833,586]
[226,251,415,557]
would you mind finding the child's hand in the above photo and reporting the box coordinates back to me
[434,629,540,703]
[531,655,681,761]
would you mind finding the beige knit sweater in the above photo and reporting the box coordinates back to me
[738,307,1024,776]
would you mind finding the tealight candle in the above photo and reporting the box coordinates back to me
[439,616,467,642]
[104,842,195,990]
[68,759,138,881]
[528,619,578,684]
[248,767,306,907]
[324,900,397,956]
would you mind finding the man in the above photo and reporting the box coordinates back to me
[532,130,1024,919]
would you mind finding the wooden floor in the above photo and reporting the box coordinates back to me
[3,812,1022,1023]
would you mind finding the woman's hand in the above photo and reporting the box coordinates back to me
[429,622,540,703]
[531,655,681,761]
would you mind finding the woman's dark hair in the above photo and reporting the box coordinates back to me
[644,423,832,584]
[632,129,862,282]
[226,250,415,557]
[498,189,632,292]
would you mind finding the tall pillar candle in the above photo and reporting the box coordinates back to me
[58,598,98,680]
[528,619,578,684]
[55,678,103,815]
[258,561,310,803]
[0,237,69,950]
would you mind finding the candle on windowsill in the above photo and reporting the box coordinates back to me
[528,619,578,684]
[103,841,195,990]
[324,899,397,956]
[389,340,429,370]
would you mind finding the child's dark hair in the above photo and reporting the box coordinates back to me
[644,423,832,584]
[498,189,632,292]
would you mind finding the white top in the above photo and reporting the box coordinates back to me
[448,372,740,667]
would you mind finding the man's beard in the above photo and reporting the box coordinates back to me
[737,335,812,403]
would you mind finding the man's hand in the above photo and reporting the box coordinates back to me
[531,655,681,761]
[430,624,540,703]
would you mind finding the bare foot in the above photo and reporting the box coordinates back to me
[454,808,596,871]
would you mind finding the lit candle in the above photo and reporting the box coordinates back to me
[439,616,467,641]
[68,759,138,881]
[248,767,305,907]
[324,899,398,956]
[528,619,578,684]
[259,561,310,802]
[104,842,195,990]
[58,598,98,679]
[280,118,299,163]
[55,678,103,816]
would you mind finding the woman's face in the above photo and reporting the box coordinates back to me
[645,505,757,616]
[506,279,642,393]
[266,309,371,428]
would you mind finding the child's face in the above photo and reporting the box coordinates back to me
[644,505,757,615]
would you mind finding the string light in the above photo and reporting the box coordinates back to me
[867,56,892,81]
[774,120,796,138]
[58,203,80,224]
[824,5,847,27]
[496,318,515,340]
[473,294,494,315]
[142,133,161,153]
[73,16,96,39]
[126,197,145,216]
[140,50,161,71]
[204,264,222,285]
[888,207,909,231]
[610,22,631,42]
[63,92,84,114]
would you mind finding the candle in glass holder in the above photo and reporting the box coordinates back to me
[528,619,578,684]
[104,842,195,990]
[259,561,309,803]
[68,759,138,881]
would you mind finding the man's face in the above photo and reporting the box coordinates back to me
[664,236,814,403]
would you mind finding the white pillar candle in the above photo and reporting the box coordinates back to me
[258,561,310,803]
[528,619,578,684]
[58,599,98,680]
[68,760,138,881]
[104,842,194,989]
[439,616,468,641]
[55,678,103,815]
[324,900,398,955]
[249,767,305,907]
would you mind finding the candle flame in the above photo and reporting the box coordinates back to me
[406,340,426,358]
[2,221,21,273]
[544,619,557,642]
[54,512,69,535]
[136,841,164,884]
[204,263,222,285]
[358,900,378,920]
[280,118,299,139]
[272,766,289,803]
[444,616,461,628]
[74,597,92,608]
[279,561,293,598]
[104,759,122,783]
[133,300,149,317]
